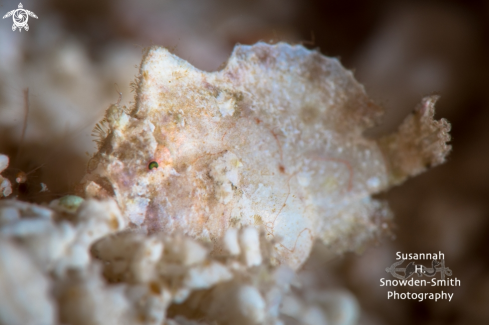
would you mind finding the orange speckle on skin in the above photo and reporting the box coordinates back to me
[278,165,285,174]
[149,282,161,295]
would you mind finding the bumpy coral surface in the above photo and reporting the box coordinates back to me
[0,154,12,197]
[1,197,341,325]
[83,42,450,269]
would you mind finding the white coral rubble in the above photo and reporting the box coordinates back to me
[0,154,12,197]
[0,197,355,325]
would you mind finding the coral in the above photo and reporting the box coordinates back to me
[281,290,359,325]
[0,237,56,325]
[0,197,330,325]
[83,42,450,269]
[0,154,12,197]
[0,198,128,275]
[0,198,129,325]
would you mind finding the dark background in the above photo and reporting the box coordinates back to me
[1,0,488,324]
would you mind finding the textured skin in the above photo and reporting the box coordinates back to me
[82,43,450,269]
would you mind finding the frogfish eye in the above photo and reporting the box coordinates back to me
[148,161,159,170]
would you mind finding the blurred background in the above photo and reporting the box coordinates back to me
[0,0,488,324]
